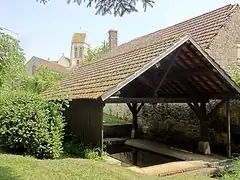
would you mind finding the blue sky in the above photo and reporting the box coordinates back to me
[0,0,239,61]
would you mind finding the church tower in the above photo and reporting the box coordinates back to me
[70,33,87,67]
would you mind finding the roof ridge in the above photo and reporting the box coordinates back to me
[206,3,240,49]
[230,3,239,12]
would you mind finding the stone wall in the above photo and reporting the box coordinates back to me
[137,101,240,153]
[104,101,240,153]
[206,7,240,70]
[104,104,131,120]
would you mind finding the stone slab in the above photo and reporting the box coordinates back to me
[125,139,226,162]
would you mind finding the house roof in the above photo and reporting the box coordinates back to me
[102,4,238,60]
[30,56,68,73]
[42,4,240,101]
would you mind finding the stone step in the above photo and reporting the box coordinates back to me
[140,160,211,176]
[166,167,218,179]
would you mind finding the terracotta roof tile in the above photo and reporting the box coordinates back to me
[43,4,239,100]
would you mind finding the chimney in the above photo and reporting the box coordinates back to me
[108,30,118,50]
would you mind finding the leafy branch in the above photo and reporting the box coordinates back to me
[36,0,155,16]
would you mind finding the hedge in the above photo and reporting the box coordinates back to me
[0,91,65,159]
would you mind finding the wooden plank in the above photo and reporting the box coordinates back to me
[105,97,203,103]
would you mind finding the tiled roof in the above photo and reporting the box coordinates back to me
[43,4,239,100]
[104,4,237,59]
[32,56,68,73]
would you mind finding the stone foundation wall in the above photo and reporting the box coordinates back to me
[138,101,240,153]
[104,101,240,153]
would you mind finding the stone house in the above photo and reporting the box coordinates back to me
[26,33,87,76]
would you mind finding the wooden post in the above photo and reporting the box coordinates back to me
[127,103,144,139]
[188,102,211,154]
[200,102,208,141]
[226,100,231,157]
[132,149,138,166]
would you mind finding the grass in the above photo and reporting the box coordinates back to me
[220,159,240,180]
[0,153,214,180]
[103,113,130,125]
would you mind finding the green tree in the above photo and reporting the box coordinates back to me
[36,0,155,16]
[0,29,26,91]
[229,65,240,86]
[83,41,110,64]
[23,66,65,94]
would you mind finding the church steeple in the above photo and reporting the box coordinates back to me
[70,33,86,67]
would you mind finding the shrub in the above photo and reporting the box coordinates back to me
[0,91,65,159]
[63,134,102,160]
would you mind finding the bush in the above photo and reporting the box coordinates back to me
[63,134,102,160]
[0,91,65,159]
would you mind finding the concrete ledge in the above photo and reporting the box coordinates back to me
[125,139,223,162]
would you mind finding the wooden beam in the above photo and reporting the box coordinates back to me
[177,80,201,99]
[154,52,178,97]
[199,102,208,141]
[226,101,231,157]
[106,97,204,104]
[137,103,144,113]
[207,99,227,120]
[127,103,134,113]
[126,103,139,139]
[185,45,237,93]
[167,68,213,81]
[188,101,208,141]
[188,102,200,118]
[138,76,155,89]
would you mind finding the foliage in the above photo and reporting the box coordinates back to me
[63,133,102,160]
[0,29,26,91]
[36,0,155,16]
[221,159,240,180]
[0,91,66,159]
[82,41,109,65]
[23,66,65,94]
[229,65,240,86]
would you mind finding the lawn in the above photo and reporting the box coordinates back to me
[103,113,131,125]
[0,154,214,180]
